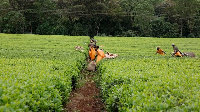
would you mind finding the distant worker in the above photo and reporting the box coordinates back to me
[90,39,97,45]
[174,51,182,57]
[88,41,96,48]
[171,43,182,57]
[155,46,166,55]
[172,43,182,53]
[89,45,96,60]
[95,46,105,63]
[89,35,97,44]
[88,36,97,48]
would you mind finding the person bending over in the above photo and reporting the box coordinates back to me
[95,46,105,63]
[171,43,182,57]
[155,46,166,55]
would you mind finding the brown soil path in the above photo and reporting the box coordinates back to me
[65,71,106,112]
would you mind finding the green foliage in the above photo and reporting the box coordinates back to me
[151,18,179,38]
[96,37,200,111]
[192,16,200,37]
[0,0,200,37]
[71,22,89,36]
[156,0,200,37]
[1,11,26,33]
[0,34,88,111]
[122,30,137,37]
[36,21,54,35]
[53,25,68,35]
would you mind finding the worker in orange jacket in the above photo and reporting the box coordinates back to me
[155,46,166,55]
[174,51,182,57]
[171,43,182,57]
[95,46,105,63]
[89,45,96,60]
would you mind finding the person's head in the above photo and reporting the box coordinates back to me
[156,46,160,50]
[90,38,97,44]
[172,43,175,46]
[90,39,93,43]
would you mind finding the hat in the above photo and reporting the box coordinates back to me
[172,43,175,46]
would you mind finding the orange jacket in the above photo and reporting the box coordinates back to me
[96,49,105,63]
[156,49,165,55]
[89,47,96,60]
[175,51,182,57]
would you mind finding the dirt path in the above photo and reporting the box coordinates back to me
[65,71,106,112]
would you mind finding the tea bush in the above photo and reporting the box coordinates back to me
[0,34,88,111]
[96,37,200,111]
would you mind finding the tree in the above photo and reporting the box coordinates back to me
[173,0,200,37]
[191,16,200,37]
[151,17,179,37]
[63,0,123,36]
[0,0,10,33]
[156,0,200,37]
[0,0,199,37]
[119,0,164,37]
[134,1,155,36]
[1,11,26,33]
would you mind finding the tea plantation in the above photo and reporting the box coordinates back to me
[0,34,88,111]
[96,37,200,111]
[1,34,200,111]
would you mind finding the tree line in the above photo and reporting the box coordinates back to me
[0,0,200,37]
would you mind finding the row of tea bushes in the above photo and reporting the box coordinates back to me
[98,57,200,111]
[0,34,88,111]
[94,36,200,111]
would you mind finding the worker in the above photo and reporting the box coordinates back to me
[174,51,182,57]
[88,36,97,48]
[171,43,182,57]
[95,46,105,63]
[90,39,97,45]
[172,43,182,53]
[155,46,166,55]
[89,45,96,60]
[88,42,96,48]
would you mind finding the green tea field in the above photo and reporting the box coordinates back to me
[1,34,200,111]
[95,37,200,111]
[0,34,88,111]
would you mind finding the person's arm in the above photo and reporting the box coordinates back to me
[178,50,182,54]
[155,50,158,55]
[163,50,166,54]
[171,52,176,56]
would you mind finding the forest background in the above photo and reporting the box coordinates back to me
[0,0,200,38]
